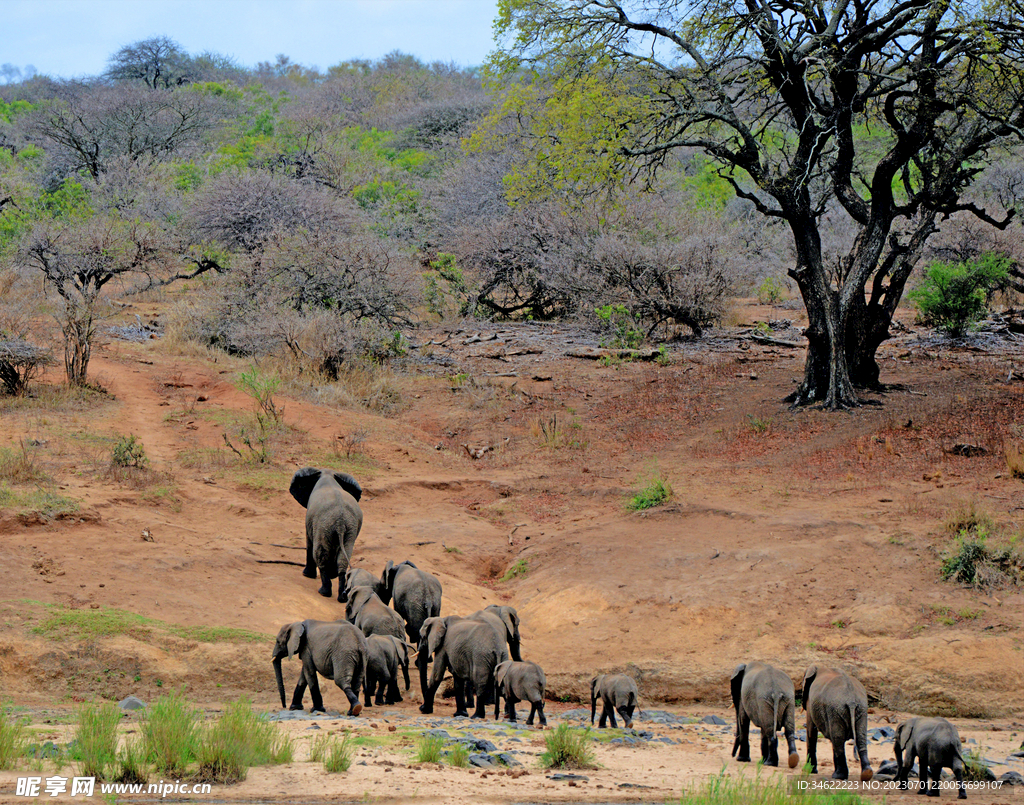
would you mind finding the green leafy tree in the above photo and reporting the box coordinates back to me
[479,0,1024,408]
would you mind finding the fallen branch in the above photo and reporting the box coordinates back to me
[748,333,801,349]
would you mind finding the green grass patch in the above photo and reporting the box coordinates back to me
[540,723,594,769]
[0,703,28,770]
[447,742,470,767]
[627,476,672,511]
[142,692,201,778]
[74,702,120,779]
[115,735,148,785]
[678,771,869,803]
[0,484,80,519]
[312,733,353,773]
[194,698,292,784]
[30,603,269,644]
[415,734,446,763]
[499,559,528,582]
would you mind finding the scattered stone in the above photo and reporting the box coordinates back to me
[422,729,451,740]
[1000,771,1024,786]
[118,696,146,711]
[558,708,590,721]
[306,723,321,730]
[24,742,61,759]
[618,782,653,789]
[702,715,727,725]
[868,727,895,741]
[494,752,521,767]
[468,753,498,768]
[547,773,589,782]
[457,737,497,753]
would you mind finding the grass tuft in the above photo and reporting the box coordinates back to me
[678,771,869,804]
[115,735,148,785]
[447,742,470,767]
[0,703,27,770]
[142,692,201,778]
[499,559,528,582]
[416,734,446,764]
[194,698,293,784]
[74,702,121,780]
[540,723,595,769]
[323,735,353,773]
[627,475,672,511]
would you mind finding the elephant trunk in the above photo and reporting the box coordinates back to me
[590,687,597,726]
[402,657,410,692]
[273,656,287,710]
[510,637,522,663]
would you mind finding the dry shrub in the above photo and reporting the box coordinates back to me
[1005,440,1024,479]
[308,361,404,415]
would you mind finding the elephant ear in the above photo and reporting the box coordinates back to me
[289,468,321,508]
[801,665,818,711]
[378,560,395,603]
[730,664,746,710]
[426,618,448,660]
[331,471,362,501]
[495,660,512,687]
[286,621,306,658]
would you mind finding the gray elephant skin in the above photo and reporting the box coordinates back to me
[895,717,967,798]
[463,605,523,708]
[345,585,407,641]
[345,566,378,593]
[731,661,799,768]
[494,659,547,726]
[289,467,363,601]
[377,560,443,701]
[591,673,639,728]
[418,615,509,719]
[802,665,873,781]
[271,619,366,716]
[364,635,414,707]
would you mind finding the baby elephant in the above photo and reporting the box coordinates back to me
[591,673,639,728]
[364,635,414,707]
[895,717,967,799]
[494,660,547,726]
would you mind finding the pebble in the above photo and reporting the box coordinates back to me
[702,715,728,725]
[118,695,146,711]
[1000,771,1024,786]
[547,773,589,781]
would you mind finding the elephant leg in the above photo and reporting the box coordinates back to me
[471,675,490,719]
[736,712,752,762]
[303,535,317,578]
[317,568,333,599]
[831,738,850,780]
[375,675,387,706]
[918,746,930,795]
[762,729,778,766]
[418,651,430,705]
[464,680,475,709]
[784,727,799,769]
[626,705,635,728]
[305,662,326,713]
[618,706,633,729]
[953,763,966,799]
[341,685,362,717]
[289,674,307,711]
[927,764,942,797]
[363,672,373,708]
[607,704,618,729]
[536,701,547,727]
[387,675,402,704]
[807,721,819,774]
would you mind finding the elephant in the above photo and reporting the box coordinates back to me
[462,605,523,708]
[418,615,509,719]
[345,566,378,593]
[731,661,799,768]
[344,585,407,641]
[376,560,443,644]
[364,635,414,707]
[802,665,873,781]
[271,619,366,716]
[591,673,640,728]
[895,717,967,798]
[289,467,363,601]
[494,660,547,726]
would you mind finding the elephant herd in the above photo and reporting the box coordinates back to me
[277,468,970,797]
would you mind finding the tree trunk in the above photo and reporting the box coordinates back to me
[844,295,892,390]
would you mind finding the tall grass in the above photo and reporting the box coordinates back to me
[540,723,595,769]
[447,742,470,767]
[194,699,292,784]
[0,704,27,770]
[416,734,446,764]
[678,772,869,804]
[310,733,353,773]
[74,702,121,779]
[115,735,148,785]
[142,692,201,778]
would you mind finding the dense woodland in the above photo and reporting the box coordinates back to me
[0,32,1022,399]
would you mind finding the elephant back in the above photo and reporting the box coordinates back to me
[445,619,507,677]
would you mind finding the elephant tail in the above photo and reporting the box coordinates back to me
[849,702,864,752]
[772,692,782,734]
[273,657,288,710]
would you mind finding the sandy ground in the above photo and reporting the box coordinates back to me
[0,298,1022,802]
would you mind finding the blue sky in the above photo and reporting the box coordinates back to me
[2,0,501,79]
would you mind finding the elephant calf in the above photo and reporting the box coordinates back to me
[345,566,378,593]
[591,673,640,728]
[271,619,366,716]
[802,665,873,781]
[364,635,414,708]
[345,585,407,641]
[895,717,967,799]
[731,661,799,768]
[494,660,547,726]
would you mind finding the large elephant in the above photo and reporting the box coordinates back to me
[345,585,407,641]
[364,635,414,707]
[271,619,366,716]
[418,615,509,719]
[463,605,523,708]
[376,560,443,644]
[895,717,967,799]
[802,665,873,781]
[289,468,363,601]
[591,673,639,728]
[731,661,799,768]
[494,660,547,726]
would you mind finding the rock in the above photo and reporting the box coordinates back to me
[468,753,498,768]
[118,695,146,711]
[547,773,589,781]
[868,727,895,741]
[999,771,1024,786]
[702,715,727,725]
[494,752,521,766]
[306,723,321,730]
[618,782,653,789]
[422,729,451,740]
[876,760,899,776]
[458,737,497,753]
[558,708,590,721]
[24,742,61,759]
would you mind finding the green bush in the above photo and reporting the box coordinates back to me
[941,527,1024,588]
[595,303,644,349]
[142,692,201,778]
[447,742,470,767]
[540,723,594,769]
[111,434,148,469]
[756,277,785,305]
[908,254,1010,336]
[627,475,672,511]
[323,735,353,773]
[74,702,121,779]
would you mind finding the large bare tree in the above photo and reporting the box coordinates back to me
[482,0,1024,408]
